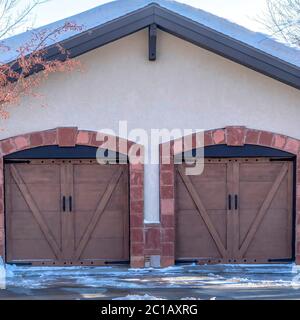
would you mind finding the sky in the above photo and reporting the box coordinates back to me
[15,0,269,36]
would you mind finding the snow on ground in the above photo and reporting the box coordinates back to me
[0,257,5,289]
[113,294,166,300]
[2,263,300,291]
[113,296,216,300]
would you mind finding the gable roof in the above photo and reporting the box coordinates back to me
[1,0,300,89]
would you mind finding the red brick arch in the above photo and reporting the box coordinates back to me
[0,127,145,268]
[157,126,300,267]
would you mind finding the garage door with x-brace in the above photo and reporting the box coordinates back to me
[175,158,293,264]
[5,160,129,265]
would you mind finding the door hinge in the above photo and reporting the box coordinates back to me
[5,159,31,164]
[268,258,293,262]
[104,260,130,265]
[269,158,294,162]
[7,262,32,265]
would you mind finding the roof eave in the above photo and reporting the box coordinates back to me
[9,3,300,90]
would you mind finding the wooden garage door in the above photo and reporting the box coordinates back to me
[175,158,293,264]
[5,159,129,265]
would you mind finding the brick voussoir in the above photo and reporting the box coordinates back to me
[225,126,246,146]
[0,138,17,155]
[212,129,226,145]
[13,135,30,151]
[43,130,58,145]
[284,138,300,155]
[272,134,287,149]
[76,131,91,145]
[57,127,78,147]
[258,130,274,146]
[245,129,260,145]
[204,130,213,146]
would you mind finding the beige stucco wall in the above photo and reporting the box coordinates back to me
[2,29,300,221]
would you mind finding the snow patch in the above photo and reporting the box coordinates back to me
[0,257,5,289]
[144,220,160,224]
[113,294,165,300]
[2,263,300,291]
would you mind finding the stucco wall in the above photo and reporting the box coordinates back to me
[2,29,300,222]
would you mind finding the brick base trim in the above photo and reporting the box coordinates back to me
[0,128,144,268]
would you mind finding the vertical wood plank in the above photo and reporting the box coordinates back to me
[286,162,293,257]
[61,163,75,260]
[122,166,130,260]
[232,161,240,257]
[5,165,12,262]
[226,161,233,258]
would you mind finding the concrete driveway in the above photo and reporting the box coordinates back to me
[1,263,300,300]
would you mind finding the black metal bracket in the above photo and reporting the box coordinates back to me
[149,24,157,61]
[4,159,31,164]
[268,258,294,263]
[269,157,295,161]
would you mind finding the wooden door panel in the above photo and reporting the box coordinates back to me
[9,239,57,261]
[176,210,227,259]
[5,161,130,264]
[80,238,125,260]
[73,163,129,262]
[175,158,294,264]
[74,184,107,211]
[9,211,61,241]
[10,164,61,183]
[239,181,289,209]
[74,184,124,211]
[188,181,228,210]
[239,162,284,181]
[73,164,119,183]
[75,211,124,241]
[8,175,61,212]
[238,161,292,260]
[175,162,228,260]
[89,214,124,238]
[5,163,63,262]
[239,182,275,209]
[240,209,290,259]
[176,210,227,242]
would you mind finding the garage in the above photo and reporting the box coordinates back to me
[0,0,300,269]
[4,146,130,266]
[175,146,295,264]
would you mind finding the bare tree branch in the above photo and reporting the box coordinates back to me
[0,0,83,116]
[0,0,49,39]
[258,0,300,47]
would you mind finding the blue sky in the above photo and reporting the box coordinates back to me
[22,0,268,34]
